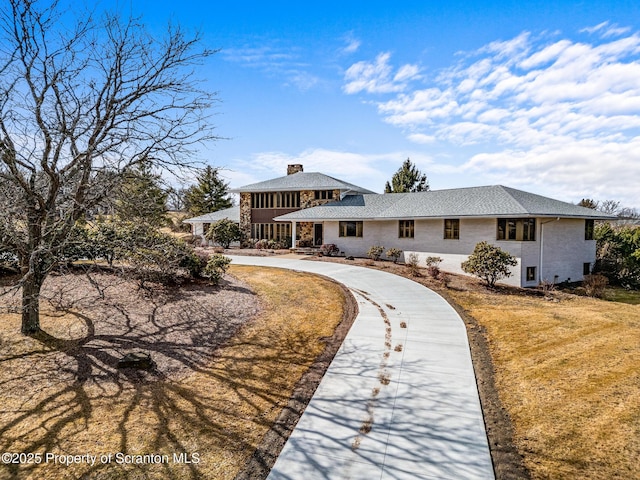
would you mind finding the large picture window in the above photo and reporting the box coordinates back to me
[497,218,536,241]
[339,221,363,237]
[399,220,414,238]
[444,219,460,240]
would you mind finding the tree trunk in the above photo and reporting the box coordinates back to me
[21,272,44,335]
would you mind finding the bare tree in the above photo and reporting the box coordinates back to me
[0,1,218,334]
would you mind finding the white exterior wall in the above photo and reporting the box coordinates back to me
[538,219,595,284]
[323,217,595,287]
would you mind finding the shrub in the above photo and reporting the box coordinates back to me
[254,239,285,250]
[205,218,241,249]
[202,254,232,285]
[461,241,518,287]
[425,256,443,278]
[386,248,402,263]
[583,274,608,298]
[320,244,340,256]
[405,253,421,277]
[367,245,385,261]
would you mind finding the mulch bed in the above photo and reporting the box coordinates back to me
[1,269,261,387]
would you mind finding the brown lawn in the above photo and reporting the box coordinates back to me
[445,288,640,480]
[0,265,347,480]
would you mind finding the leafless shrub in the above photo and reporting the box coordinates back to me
[583,274,608,298]
[405,253,421,277]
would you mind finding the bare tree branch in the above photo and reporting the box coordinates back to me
[0,0,220,334]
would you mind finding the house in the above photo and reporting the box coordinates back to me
[183,164,373,246]
[274,184,613,287]
[186,165,613,287]
[232,164,375,246]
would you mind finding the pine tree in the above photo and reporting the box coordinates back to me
[384,158,429,193]
[115,163,169,227]
[185,166,232,216]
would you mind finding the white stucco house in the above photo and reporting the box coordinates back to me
[275,184,614,287]
[185,165,613,287]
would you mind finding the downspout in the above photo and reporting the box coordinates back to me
[539,217,560,284]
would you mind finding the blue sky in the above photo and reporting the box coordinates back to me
[110,0,639,208]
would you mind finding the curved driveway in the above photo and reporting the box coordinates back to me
[229,255,494,480]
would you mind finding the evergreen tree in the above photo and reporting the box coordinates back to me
[186,166,232,216]
[115,163,169,227]
[384,158,429,193]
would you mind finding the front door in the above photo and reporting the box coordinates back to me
[314,223,323,246]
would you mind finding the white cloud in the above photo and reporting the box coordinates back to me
[349,27,640,207]
[407,133,436,144]
[341,33,361,54]
[581,21,631,38]
[222,44,319,91]
[343,52,421,94]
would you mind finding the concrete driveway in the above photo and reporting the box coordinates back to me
[229,255,494,480]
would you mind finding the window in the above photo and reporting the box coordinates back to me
[444,219,460,240]
[314,190,333,200]
[251,192,300,209]
[251,223,292,241]
[339,221,363,237]
[497,218,536,241]
[585,219,594,240]
[399,220,414,238]
[583,262,591,275]
[526,266,536,282]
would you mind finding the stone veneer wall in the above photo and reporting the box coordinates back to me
[239,192,252,247]
[296,189,341,245]
[240,188,342,247]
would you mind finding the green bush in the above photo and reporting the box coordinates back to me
[202,254,232,285]
[205,218,241,249]
[461,242,517,287]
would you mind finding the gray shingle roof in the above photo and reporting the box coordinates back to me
[183,206,239,224]
[230,172,375,194]
[274,185,616,221]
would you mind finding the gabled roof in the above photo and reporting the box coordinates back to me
[274,185,616,221]
[183,206,239,224]
[230,171,375,194]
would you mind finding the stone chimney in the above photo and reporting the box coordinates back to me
[287,164,303,175]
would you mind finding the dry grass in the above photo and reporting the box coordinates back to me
[0,265,345,480]
[449,289,640,480]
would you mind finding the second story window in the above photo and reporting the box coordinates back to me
[251,191,300,209]
[497,218,536,241]
[314,190,333,200]
[585,219,594,240]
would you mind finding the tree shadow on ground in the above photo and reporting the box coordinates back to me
[0,271,325,480]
